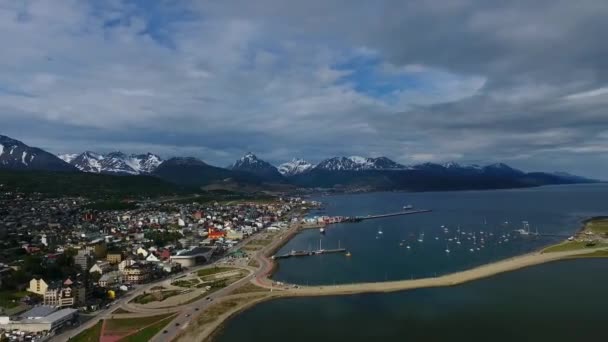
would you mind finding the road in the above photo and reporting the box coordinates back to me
[53,230,264,342]
[149,224,301,341]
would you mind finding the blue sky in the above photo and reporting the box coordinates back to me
[1,0,608,178]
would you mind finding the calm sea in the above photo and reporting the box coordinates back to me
[215,258,608,342]
[272,184,608,284]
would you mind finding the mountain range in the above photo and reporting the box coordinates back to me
[0,135,76,172]
[0,134,599,192]
[59,151,162,175]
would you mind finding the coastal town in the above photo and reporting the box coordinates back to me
[0,187,321,341]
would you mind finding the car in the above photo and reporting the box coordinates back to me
[175,323,180,326]
[163,330,168,334]
[194,308,199,311]
[186,314,190,317]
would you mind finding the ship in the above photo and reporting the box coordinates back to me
[403,204,414,210]
[319,227,325,234]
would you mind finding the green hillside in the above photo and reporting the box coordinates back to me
[0,169,192,199]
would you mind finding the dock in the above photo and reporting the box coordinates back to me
[353,209,432,221]
[272,248,347,259]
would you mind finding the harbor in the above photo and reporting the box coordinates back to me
[272,239,349,259]
[272,248,348,259]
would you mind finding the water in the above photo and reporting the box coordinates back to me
[273,184,608,285]
[215,258,608,342]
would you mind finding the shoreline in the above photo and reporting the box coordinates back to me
[196,247,608,342]
[181,216,608,342]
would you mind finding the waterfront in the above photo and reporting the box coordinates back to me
[273,184,608,284]
[215,258,608,342]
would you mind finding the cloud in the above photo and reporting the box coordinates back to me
[0,1,607,177]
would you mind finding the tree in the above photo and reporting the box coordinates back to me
[90,271,102,284]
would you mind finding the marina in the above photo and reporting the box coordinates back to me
[272,185,608,285]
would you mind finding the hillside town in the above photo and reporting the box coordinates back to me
[0,188,314,340]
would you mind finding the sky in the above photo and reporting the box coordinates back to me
[1,0,608,178]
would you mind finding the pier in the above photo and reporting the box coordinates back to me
[302,209,432,228]
[353,209,432,221]
[272,248,347,259]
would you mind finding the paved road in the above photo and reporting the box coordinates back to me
[54,230,263,342]
[150,224,301,341]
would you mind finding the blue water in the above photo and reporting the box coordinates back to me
[215,258,608,342]
[273,184,608,284]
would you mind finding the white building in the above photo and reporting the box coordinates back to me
[0,306,77,333]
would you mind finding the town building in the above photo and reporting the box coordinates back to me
[106,252,122,264]
[0,306,78,333]
[122,263,150,284]
[27,278,49,296]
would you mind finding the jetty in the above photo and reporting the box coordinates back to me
[272,248,347,259]
[352,209,432,221]
[302,209,432,228]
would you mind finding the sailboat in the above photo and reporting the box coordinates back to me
[417,232,424,243]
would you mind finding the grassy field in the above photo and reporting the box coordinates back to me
[132,290,182,304]
[70,321,103,342]
[542,241,590,253]
[567,249,608,258]
[586,218,608,234]
[197,267,235,277]
[119,315,176,342]
[173,279,200,288]
[542,241,608,253]
[0,291,29,309]
[105,313,174,333]
[229,282,268,295]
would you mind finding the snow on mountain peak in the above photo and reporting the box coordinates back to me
[315,156,405,171]
[278,158,314,176]
[58,153,78,163]
[61,151,163,175]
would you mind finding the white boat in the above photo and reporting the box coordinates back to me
[319,228,325,234]
[403,205,414,210]
[445,246,451,253]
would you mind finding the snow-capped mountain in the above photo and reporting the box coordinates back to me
[58,153,79,163]
[314,156,406,171]
[63,151,163,175]
[230,152,284,181]
[278,158,314,176]
[0,135,77,172]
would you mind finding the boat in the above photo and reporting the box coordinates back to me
[445,246,451,254]
[345,251,352,257]
[406,245,411,249]
[378,229,383,235]
[403,204,414,210]
[319,227,325,234]
[515,221,531,236]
